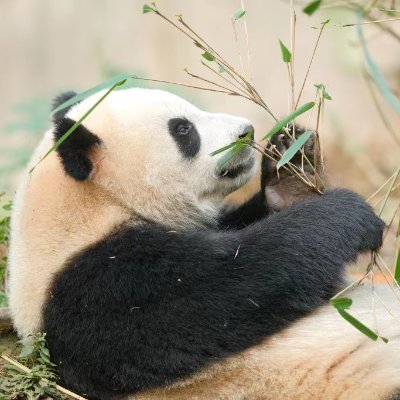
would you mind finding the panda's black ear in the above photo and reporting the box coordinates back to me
[54,117,102,181]
[52,91,78,123]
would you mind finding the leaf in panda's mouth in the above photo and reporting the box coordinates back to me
[216,142,247,169]
[210,130,254,169]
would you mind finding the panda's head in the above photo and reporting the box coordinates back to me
[51,88,256,226]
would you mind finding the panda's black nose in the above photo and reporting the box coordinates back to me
[238,125,254,141]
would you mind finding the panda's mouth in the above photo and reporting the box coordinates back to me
[218,157,255,179]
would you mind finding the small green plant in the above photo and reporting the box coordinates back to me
[0,333,63,400]
[0,197,11,307]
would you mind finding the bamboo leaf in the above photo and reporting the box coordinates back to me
[211,130,254,159]
[261,102,315,141]
[314,83,332,100]
[2,202,12,211]
[218,64,226,73]
[330,297,353,309]
[143,4,155,13]
[31,80,126,174]
[337,309,382,341]
[395,248,400,286]
[330,297,388,343]
[202,52,216,62]
[233,9,246,21]
[277,130,313,168]
[216,143,246,168]
[358,13,400,116]
[51,74,131,117]
[279,40,292,63]
[303,0,322,16]
[19,339,35,358]
[209,141,238,156]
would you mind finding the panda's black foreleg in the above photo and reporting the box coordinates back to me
[44,189,384,399]
[218,190,268,229]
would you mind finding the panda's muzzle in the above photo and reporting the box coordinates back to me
[218,156,255,179]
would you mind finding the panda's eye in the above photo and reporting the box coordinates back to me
[175,123,192,136]
[168,117,200,158]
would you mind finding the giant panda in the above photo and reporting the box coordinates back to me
[7,88,400,400]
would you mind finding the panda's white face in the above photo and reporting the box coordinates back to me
[65,88,257,225]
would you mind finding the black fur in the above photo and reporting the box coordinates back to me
[54,118,102,181]
[43,189,384,399]
[168,118,201,158]
[52,91,78,123]
[219,191,267,229]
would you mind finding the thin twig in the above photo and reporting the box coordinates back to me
[1,355,87,400]
[379,8,400,12]
[340,17,400,27]
[155,8,279,120]
[367,168,400,202]
[200,61,250,97]
[378,165,400,217]
[285,0,400,41]
[372,183,400,210]
[348,1,400,41]
[371,269,378,333]
[295,21,328,108]
[374,290,400,324]
[184,69,250,97]
[376,253,400,294]
[241,0,253,83]
[178,14,251,85]
[290,0,296,111]
[330,271,370,300]
[383,207,399,242]
[232,17,246,78]
[132,76,237,95]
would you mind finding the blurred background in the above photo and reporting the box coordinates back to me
[1,0,399,187]
[0,0,399,263]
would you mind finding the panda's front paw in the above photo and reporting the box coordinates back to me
[261,125,321,213]
[324,189,385,253]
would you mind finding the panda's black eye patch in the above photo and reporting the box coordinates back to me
[168,118,200,159]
